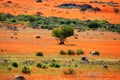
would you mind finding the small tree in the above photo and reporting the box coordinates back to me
[114,8,119,14]
[80,7,87,14]
[52,26,74,45]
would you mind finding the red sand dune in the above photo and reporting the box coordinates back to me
[0,0,120,24]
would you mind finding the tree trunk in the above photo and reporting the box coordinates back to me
[59,39,64,45]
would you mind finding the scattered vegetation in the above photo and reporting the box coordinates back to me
[0,13,120,33]
[50,62,61,68]
[89,1,119,7]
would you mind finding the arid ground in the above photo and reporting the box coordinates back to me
[0,26,120,80]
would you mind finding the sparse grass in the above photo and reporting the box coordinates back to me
[0,53,119,78]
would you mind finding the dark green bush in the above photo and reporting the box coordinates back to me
[50,62,61,68]
[36,63,42,68]
[59,50,67,55]
[36,51,44,56]
[12,62,18,68]
[22,66,31,74]
[90,51,100,56]
[76,49,84,55]
[55,64,61,68]
[88,20,101,29]
[68,49,75,55]
[42,65,48,69]
[8,67,12,70]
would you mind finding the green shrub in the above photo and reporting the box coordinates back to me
[51,59,57,62]
[76,49,84,55]
[42,65,48,69]
[63,68,76,75]
[88,20,101,29]
[36,51,44,56]
[22,66,31,74]
[59,50,67,55]
[12,62,18,68]
[68,49,75,55]
[90,51,100,56]
[36,63,42,68]
[50,62,61,68]
[8,67,12,70]
[55,64,61,68]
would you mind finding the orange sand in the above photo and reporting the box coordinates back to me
[0,28,120,58]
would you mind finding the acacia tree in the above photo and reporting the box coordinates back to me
[52,26,74,45]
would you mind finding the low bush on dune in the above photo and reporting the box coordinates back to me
[42,65,48,69]
[22,66,31,74]
[12,62,18,68]
[68,49,76,55]
[76,49,84,55]
[50,62,61,68]
[36,63,48,69]
[59,49,85,55]
[90,51,100,56]
[36,63,42,68]
[59,50,67,55]
[36,51,44,57]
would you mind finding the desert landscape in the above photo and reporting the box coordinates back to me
[0,0,120,80]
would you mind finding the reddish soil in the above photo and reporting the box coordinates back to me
[0,71,120,80]
[0,0,120,24]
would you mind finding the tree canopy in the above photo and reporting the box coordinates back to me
[52,26,74,44]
